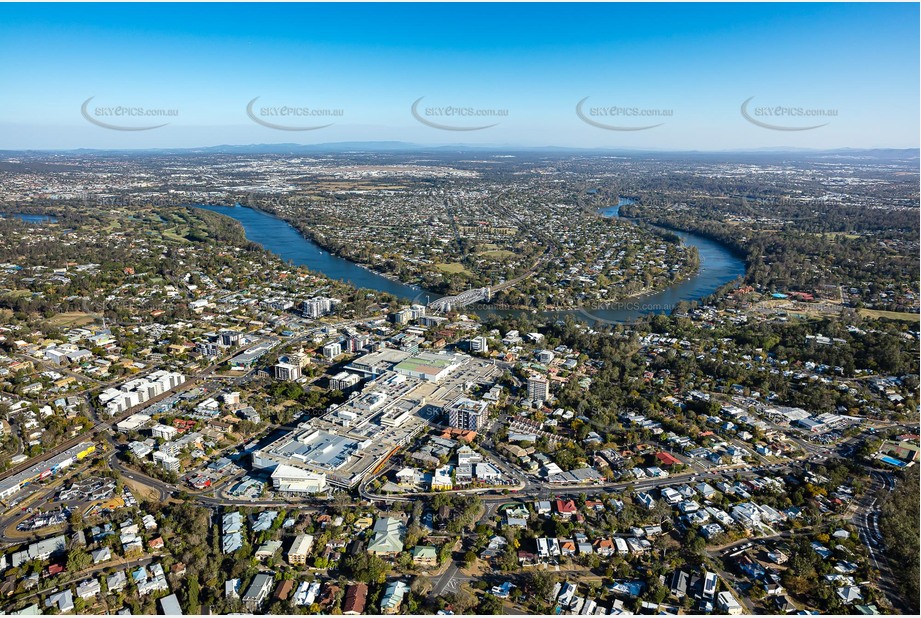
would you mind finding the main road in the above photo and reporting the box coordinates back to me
[849,470,908,613]
[0,315,375,496]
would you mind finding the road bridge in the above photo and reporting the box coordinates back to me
[429,287,492,312]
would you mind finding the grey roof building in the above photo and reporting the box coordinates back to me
[243,573,275,609]
[159,593,183,615]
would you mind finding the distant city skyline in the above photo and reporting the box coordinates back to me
[0,2,918,150]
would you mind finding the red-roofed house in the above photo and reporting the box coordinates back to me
[517,550,538,566]
[172,419,197,434]
[656,452,680,467]
[594,538,615,557]
[555,499,577,519]
[342,583,368,615]
[560,540,577,557]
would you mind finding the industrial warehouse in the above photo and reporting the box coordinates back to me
[0,442,96,501]
[251,350,502,489]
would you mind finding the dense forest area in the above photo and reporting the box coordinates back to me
[879,466,920,610]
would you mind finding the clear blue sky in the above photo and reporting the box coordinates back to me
[0,2,917,150]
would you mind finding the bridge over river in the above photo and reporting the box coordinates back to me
[428,287,492,312]
[194,203,745,324]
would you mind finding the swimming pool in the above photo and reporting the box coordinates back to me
[879,455,908,467]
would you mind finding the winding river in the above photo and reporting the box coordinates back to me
[196,204,429,302]
[194,199,745,324]
[1,213,58,223]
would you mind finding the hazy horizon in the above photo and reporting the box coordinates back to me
[2,142,920,155]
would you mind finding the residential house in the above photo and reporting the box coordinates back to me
[594,538,615,557]
[274,580,294,602]
[75,578,101,600]
[555,499,577,519]
[717,591,743,615]
[243,573,275,610]
[379,581,409,614]
[367,517,405,556]
[45,590,74,614]
[342,583,368,615]
[411,545,438,567]
[255,540,283,561]
[837,586,863,605]
[107,571,127,593]
[159,594,183,616]
[91,547,111,564]
[224,579,241,600]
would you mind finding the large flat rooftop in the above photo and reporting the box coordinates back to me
[252,349,499,488]
[393,351,464,382]
[273,430,360,470]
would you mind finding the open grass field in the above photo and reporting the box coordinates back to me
[858,308,920,322]
[818,231,861,240]
[121,477,162,503]
[162,227,191,243]
[435,262,470,274]
[478,249,517,259]
[46,311,97,327]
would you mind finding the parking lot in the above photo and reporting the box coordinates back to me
[57,476,117,503]
[16,507,70,532]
